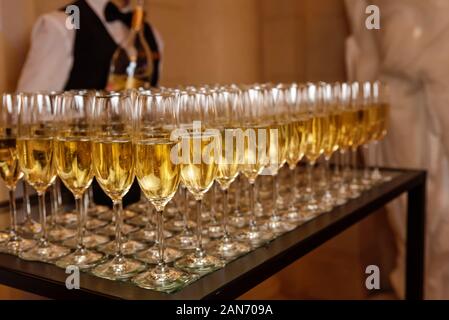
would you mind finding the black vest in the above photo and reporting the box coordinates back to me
[63,0,160,90]
[61,0,161,206]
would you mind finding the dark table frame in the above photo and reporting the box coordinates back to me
[0,168,426,300]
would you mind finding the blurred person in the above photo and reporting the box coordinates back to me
[18,0,162,92]
[346,0,449,299]
[17,0,163,206]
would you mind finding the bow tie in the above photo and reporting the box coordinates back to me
[104,2,133,26]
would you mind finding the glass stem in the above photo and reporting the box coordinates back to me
[22,180,32,220]
[234,176,241,216]
[363,144,370,183]
[195,199,204,257]
[372,141,381,180]
[249,181,257,231]
[288,167,297,211]
[156,208,166,270]
[210,183,216,222]
[75,196,86,252]
[88,186,95,211]
[113,200,124,260]
[307,162,314,195]
[324,157,331,187]
[8,188,18,239]
[272,174,279,220]
[351,147,358,184]
[222,188,229,239]
[38,192,48,245]
[181,187,190,234]
[334,150,340,178]
[50,183,58,227]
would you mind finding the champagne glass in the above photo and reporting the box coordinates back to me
[285,84,311,222]
[18,93,70,262]
[301,83,327,219]
[263,84,296,234]
[209,87,250,260]
[370,81,391,182]
[347,82,364,199]
[174,90,225,274]
[133,93,183,264]
[335,83,353,202]
[319,83,339,211]
[90,93,145,280]
[132,92,193,292]
[53,92,105,270]
[235,86,274,248]
[0,93,36,254]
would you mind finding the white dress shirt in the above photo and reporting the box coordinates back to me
[17,0,163,92]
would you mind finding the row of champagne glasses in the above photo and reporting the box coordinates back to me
[0,81,390,293]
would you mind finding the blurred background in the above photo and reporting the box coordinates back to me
[0,0,398,300]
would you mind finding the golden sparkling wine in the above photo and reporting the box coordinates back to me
[338,109,357,151]
[17,137,56,194]
[0,137,23,189]
[93,136,135,201]
[216,128,241,190]
[370,102,390,141]
[240,125,270,182]
[135,136,180,210]
[305,114,328,163]
[268,123,289,173]
[180,132,219,199]
[286,117,310,169]
[54,136,94,198]
[322,112,339,158]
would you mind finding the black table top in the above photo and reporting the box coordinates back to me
[0,168,426,300]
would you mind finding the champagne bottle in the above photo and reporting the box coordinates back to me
[107,0,154,91]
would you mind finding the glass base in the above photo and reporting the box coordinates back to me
[165,219,196,233]
[209,237,251,261]
[205,223,225,239]
[127,215,154,227]
[55,249,105,270]
[87,205,110,217]
[48,225,77,242]
[0,232,10,243]
[284,208,306,224]
[254,202,266,218]
[96,223,139,237]
[175,251,225,275]
[20,241,70,263]
[132,266,196,293]
[55,212,78,227]
[85,218,109,231]
[63,233,110,249]
[98,240,147,256]
[126,202,148,215]
[0,237,36,256]
[98,210,138,222]
[227,215,249,229]
[261,216,296,235]
[91,256,145,281]
[18,218,42,236]
[129,228,172,243]
[165,232,203,251]
[134,245,184,264]
[235,227,274,248]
